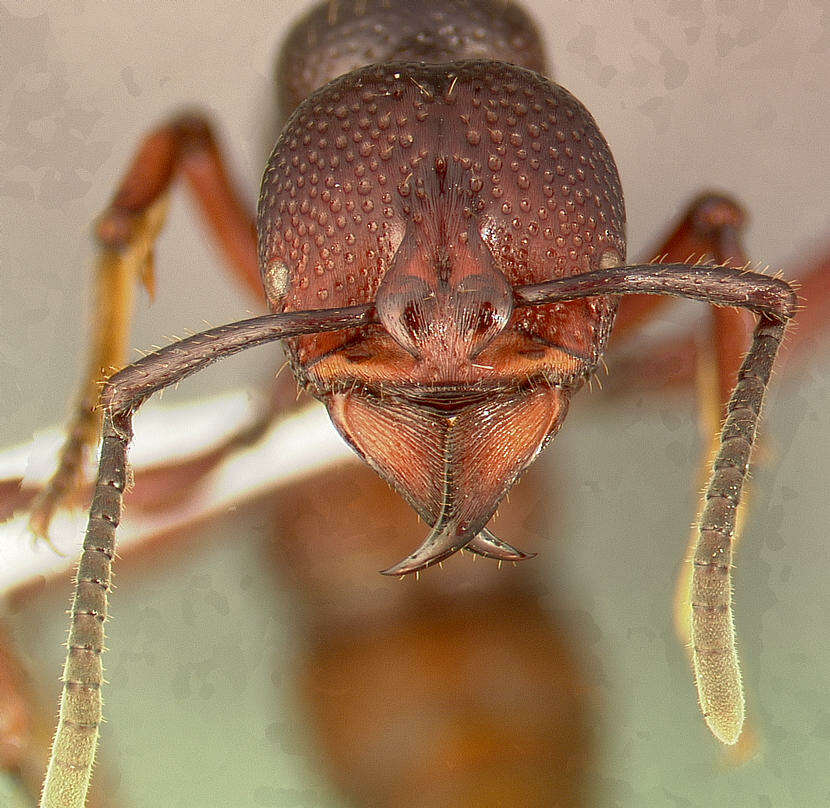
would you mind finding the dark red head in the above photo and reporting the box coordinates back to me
[257,60,625,572]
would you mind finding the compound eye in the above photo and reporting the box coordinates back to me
[263,259,290,304]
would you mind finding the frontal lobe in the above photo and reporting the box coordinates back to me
[257,60,626,380]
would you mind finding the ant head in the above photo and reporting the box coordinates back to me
[257,60,626,571]
[257,61,626,382]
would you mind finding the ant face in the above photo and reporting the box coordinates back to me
[258,61,624,571]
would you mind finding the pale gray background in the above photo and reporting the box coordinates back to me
[2,1,829,806]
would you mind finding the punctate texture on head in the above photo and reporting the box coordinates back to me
[258,60,626,558]
[277,0,547,120]
[258,60,626,391]
[260,13,627,571]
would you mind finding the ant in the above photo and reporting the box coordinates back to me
[1,1,830,808]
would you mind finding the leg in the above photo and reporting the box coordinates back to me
[29,114,261,543]
[95,114,261,297]
[0,620,39,802]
